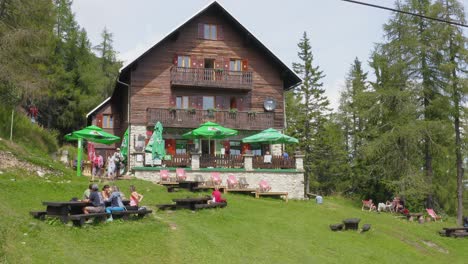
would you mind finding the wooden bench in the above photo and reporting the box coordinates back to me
[441,227,468,237]
[69,213,109,227]
[156,203,178,210]
[194,202,227,210]
[30,210,47,220]
[112,209,153,220]
[406,213,424,222]
[192,186,227,193]
[225,188,256,194]
[253,191,288,202]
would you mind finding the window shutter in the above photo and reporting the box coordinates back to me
[191,55,197,68]
[196,96,203,110]
[96,114,103,128]
[242,59,248,71]
[173,54,178,66]
[198,23,204,39]
[171,95,176,107]
[215,96,224,110]
[224,57,230,71]
[217,25,224,40]
[237,96,245,111]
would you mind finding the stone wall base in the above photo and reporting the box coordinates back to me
[134,169,305,199]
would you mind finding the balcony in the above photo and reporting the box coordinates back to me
[170,67,253,90]
[147,108,275,130]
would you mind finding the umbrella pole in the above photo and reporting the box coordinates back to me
[77,138,83,177]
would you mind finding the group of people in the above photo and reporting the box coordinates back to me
[90,149,124,179]
[363,196,407,214]
[81,183,143,221]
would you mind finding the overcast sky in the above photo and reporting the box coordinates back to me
[71,0,468,111]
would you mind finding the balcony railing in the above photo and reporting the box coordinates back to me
[170,67,253,90]
[147,108,276,130]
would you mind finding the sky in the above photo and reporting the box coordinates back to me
[71,0,468,111]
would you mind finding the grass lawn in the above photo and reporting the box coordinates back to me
[1,170,467,264]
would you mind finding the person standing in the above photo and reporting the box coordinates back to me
[113,148,123,178]
[107,155,115,179]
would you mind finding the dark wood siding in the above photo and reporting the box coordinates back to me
[130,10,285,129]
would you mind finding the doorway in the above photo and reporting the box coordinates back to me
[201,139,215,155]
[204,59,215,80]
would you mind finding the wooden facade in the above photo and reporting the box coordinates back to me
[87,2,300,158]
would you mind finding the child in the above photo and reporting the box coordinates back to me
[129,185,144,208]
[211,187,227,203]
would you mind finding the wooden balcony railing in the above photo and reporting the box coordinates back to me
[147,108,276,130]
[170,67,253,90]
[200,154,244,168]
[253,155,296,169]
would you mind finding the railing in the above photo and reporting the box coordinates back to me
[162,154,191,168]
[147,108,276,130]
[200,154,244,168]
[253,155,296,169]
[170,67,253,90]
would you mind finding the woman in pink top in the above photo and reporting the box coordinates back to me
[211,187,227,203]
[129,185,143,207]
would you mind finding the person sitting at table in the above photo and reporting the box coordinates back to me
[105,186,126,222]
[83,184,105,214]
[101,185,111,202]
[129,185,144,209]
[82,183,93,200]
[211,186,227,203]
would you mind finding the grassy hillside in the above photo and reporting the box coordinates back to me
[1,168,467,263]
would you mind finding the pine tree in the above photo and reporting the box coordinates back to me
[433,0,467,225]
[289,32,330,195]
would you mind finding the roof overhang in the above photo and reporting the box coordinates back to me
[86,97,111,118]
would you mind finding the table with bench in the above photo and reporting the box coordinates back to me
[31,200,151,226]
[157,196,227,211]
[343,218,361,230]
[252,191,289,202]
[441,227,468,238]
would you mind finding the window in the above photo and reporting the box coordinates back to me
[176,140,187,154]
[102,114,113,128]
[176,96,189,109]
[203,96,215,110]
[204,24,217,40]
[230,59,242,72]
[177,56,190,67]
[230,141,241,155]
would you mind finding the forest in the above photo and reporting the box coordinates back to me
[286,0,467,224]
[0,0,466,223]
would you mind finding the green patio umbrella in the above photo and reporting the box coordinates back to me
[242,128,298,144]
[65,125,120,176]
[145,122,166,160]
[120,128,129,164]
[182,122,238,154]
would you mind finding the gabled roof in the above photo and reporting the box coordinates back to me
[86,97,111,118]
[119,1,301,90]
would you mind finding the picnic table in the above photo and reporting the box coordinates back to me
[343,218,361,230]
[42,201,91,223]
[178,181,201,191]
[441,227,468,237]
[39,200,130,223]
[172,196,211,210]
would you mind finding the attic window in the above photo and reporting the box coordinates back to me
[198,23,223,40]
[204,24,217,40]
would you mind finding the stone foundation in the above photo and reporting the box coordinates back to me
[133,169,305,199]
